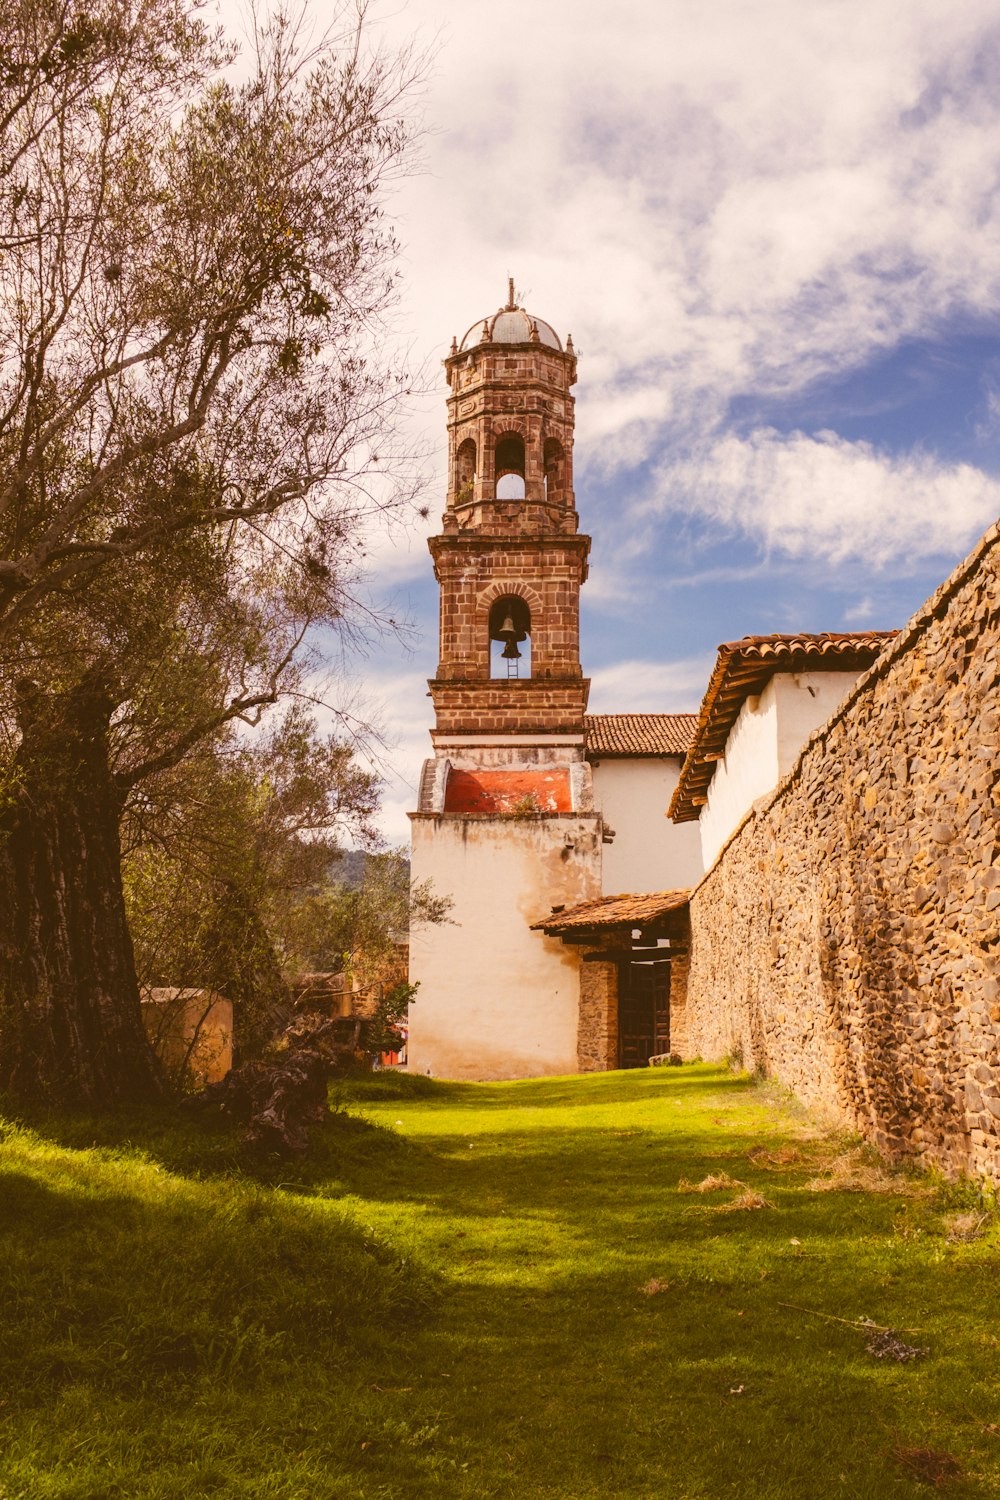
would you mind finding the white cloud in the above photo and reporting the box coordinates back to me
[294,0,1000,587]
[844,595,877,624]
[587,656,715,715]
[652,428,1000,567]
[299,658,434,845]
[375,0,1000,434]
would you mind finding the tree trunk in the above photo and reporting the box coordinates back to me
[0,678,164,1106]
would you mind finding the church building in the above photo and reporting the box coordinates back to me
[407,284,1000,1182]
[407,286,700,1080]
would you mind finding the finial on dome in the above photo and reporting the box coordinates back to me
[529,319,540,343]
[506,276,516,310]
[481,318,492,342]
[449,334,457,355]
[566,333,575,353]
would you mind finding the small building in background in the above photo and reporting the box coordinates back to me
[585,713,702,893]
[141,987,232,1089]
[530,891,691,1069]
[669,632,896,869]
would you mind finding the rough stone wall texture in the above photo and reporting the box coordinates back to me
[667,936,691,1060]
[685,522,1000,1180]
[577,955,619,1071]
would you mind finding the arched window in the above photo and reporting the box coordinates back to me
[543,437,565,501]
[494,432,525,500]
[455,437,476,500]
[488,594,531,679]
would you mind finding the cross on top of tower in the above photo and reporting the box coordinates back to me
[454,288,565,353]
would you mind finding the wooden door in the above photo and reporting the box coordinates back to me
[618,959,670,1068]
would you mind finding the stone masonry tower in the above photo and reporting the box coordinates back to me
[429,279,589,740]
[408,284,604,1080]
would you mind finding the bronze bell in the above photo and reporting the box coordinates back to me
[498,614,521,659]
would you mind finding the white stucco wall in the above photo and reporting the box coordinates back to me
[591,757,703,894]
[773,671,859,775]
[699,670,861,870]
[407,813,602,1080]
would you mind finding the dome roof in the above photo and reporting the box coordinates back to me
[457,281,563,352]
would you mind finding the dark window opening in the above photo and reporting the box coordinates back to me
[494,432,525,500]
[455,437,476,501]
[488,594,531,678]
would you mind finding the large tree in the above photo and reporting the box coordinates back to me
[0,0,421,1104]
[123,704,383,1059]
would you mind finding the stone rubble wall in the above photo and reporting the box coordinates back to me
[667,940,691,1061]
[685,521,1000,1180]
[577,954,619,1071]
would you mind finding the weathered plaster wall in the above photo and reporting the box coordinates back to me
[140,988,232,1089]
[699,672,860,869]
[685,523,1000,1179]
[592,758,703,894]
[408,812,601,1080]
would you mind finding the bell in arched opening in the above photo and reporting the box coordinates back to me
[488,595,531,679]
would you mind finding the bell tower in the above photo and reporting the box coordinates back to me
[429,277,590,738]
[408,284,603,1082]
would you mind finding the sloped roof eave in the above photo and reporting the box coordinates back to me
[668,631,897,823]
[531,888,690,935]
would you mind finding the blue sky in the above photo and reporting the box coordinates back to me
[289,0,1000,843]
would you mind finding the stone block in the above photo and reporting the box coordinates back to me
[141,987,233,1089]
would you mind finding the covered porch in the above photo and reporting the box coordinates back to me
[531,891,691,1071]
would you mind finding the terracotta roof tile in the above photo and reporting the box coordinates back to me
[669,631,897,824]
[531,889,690,934]
[584,713,697,757]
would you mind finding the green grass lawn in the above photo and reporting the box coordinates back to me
[2,1064,999,1498]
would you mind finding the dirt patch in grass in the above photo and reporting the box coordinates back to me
[945,1210,990,1243]
[678,1171,745,1193]
[894,1445,962,1488]
[748,1144,800,1167]
[717,1188,773,1211]
[804,1147,921,1195]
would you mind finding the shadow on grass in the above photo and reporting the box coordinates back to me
[0,1063,752,1195]
[1,1088,416,1194]
[2,1067,996,1498]
[0,1125,440,1414]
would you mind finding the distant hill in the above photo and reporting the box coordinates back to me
[329,850,369,889]
[328,850,410,890]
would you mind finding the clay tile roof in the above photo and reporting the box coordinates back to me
[668,630,897,825]
[531,889,690,935]
[584,713,698,758]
